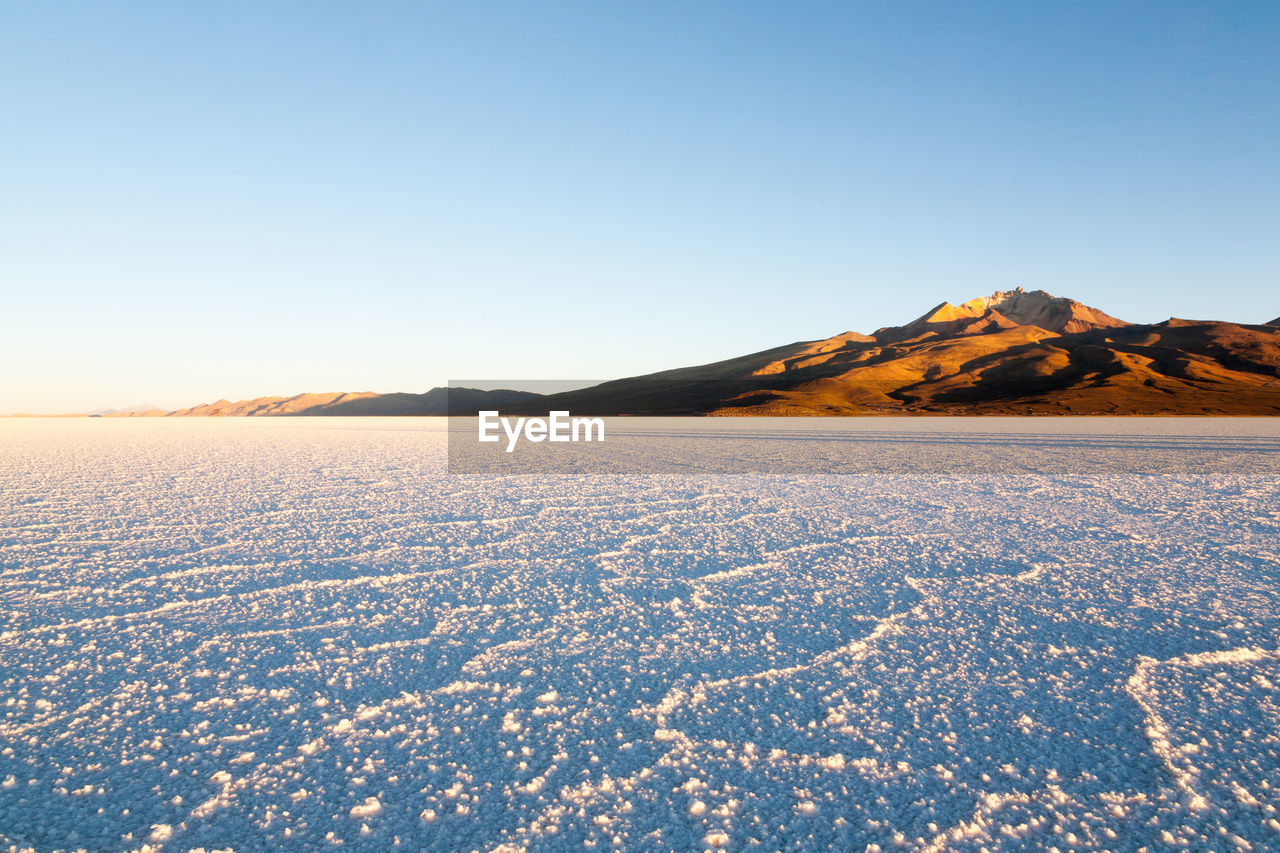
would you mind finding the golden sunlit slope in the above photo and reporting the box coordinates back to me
[506,289,1280,416]
[168,392,379,417]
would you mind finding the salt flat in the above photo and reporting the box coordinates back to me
[2,417,1279,851]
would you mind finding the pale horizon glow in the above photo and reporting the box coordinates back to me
[2,2,1278,413]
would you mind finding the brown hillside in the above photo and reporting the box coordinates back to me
[502,290,1280,416]
[168,392,379,417]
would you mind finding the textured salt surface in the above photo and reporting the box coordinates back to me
[2,418,1279,851]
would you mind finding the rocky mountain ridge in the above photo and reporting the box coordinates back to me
[497,289,1280,416]
[54,290,1280,417]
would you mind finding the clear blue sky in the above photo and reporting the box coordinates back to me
[2,1,1277,412]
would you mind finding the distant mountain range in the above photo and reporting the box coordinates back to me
[89,404,167,417]
[70,289,1280,417]
[155,388,542,417]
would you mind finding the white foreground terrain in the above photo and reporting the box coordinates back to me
[2,417,1279,852]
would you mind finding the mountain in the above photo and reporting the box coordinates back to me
[64,292,1280,418]
[89,404,166,417]
[502,288,1280,416]
[278,387,544,416]
[159,387,541,417]
[167,392,378,417]
[879,289,1127,343]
